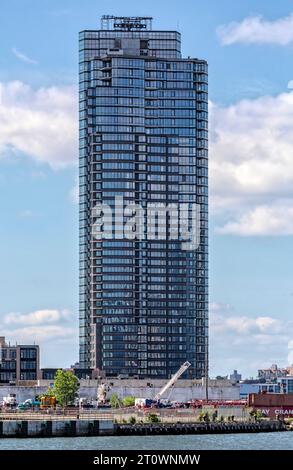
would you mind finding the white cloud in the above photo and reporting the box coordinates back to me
[209,302,293,377]
[217,13,293,46]
[69,177,79,204]
[0,308,78,367]
[1,79,293,235]
[0,81,78,169]
[288,350,293,364]
[209,301,233,313]
[217,203,293,236]
[3,309,71,326]
[211,312,281,336]
[12,48,38,65]
[210,91,293,197]
[210,89,293,235]
[5,325,76,342]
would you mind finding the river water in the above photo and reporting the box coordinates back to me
[0,432,292,450]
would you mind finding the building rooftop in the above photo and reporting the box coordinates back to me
[101,15,153,31]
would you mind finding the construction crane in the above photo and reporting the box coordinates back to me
[154,361,191,401]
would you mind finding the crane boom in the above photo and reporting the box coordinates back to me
[154,361,191,401]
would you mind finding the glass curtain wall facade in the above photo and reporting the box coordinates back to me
[79,17,208,379]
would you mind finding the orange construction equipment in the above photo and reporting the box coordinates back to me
[40,396,57,409]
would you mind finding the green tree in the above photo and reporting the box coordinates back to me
[110,393,121,409]
[199,411,205,422]
[211,410,218,422]
[254,410,263,421]
[53,370,79,407]
[42,386,55,398]
[146,413,160,423]
[122,396,135,407]
[249,409,263,422]
[199,411,209,423]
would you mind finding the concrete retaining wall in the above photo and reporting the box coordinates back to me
[100,420,115,435]
[0,381,240,403]
[116,420,286,436]
[0,419,113,438]
[0,418,285,438]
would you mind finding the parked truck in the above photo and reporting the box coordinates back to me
[135,398,154,408]
[2,394,17,408]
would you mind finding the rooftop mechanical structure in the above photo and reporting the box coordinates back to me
[101,15,153,31]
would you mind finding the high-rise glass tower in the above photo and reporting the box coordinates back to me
[79,16,208,379]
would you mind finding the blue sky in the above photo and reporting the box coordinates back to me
[1,0,293,377]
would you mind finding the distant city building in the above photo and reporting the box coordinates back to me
[240,374,293,399]
[71,368,93,380]
[79,16,209,378]
[259,383,280,394]
[277,376,293,394]
[40,367,97,381]
[240,382,280,399]
[229,370,242,382]
[258,364,289,381]
[41,368,59,381]
[70,362,81,369]
[0,336,40,384]
[240,383,261,399]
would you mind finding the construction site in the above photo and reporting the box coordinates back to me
[1,362,240,408]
